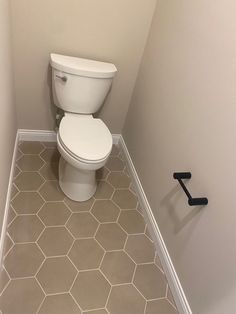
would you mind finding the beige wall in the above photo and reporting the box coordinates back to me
[10,0,156,133]
[123,1,236,313]
[0,0,17,230]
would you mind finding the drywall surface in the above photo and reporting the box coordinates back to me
[10,0,156,132]
[123,1,236,313]
[0,0,17,231]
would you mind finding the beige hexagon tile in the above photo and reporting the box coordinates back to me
[3,234,13,257]
[36,256,77,294]
[14,172,44,191]
[71,270,110,311]
[38,293,81,314]
[13,166,21,178]
[16,148,23,161]
[38,202,71,226]
[96,167,110,181]
[0,278,44,314]
[84,310,108,314]
[19,141,44,154]
[107,284,145,314]
[40,148,60,163]
[146,299,177,314]
[37,227,73,257]
[68,239,104,270]
[107,172,131,188]
[133,264,167,300]
[95,223,127,250]
[110,145,120,157]
[17,155,44,171]
[106,157,124,171]
[7,206,16,226]
[91,200,120,223]
[0,267,10,294]
[8,215,44,243]
[4,243,44,278]
[11,191,44,214]
[64,197,94,212]
[66,213,98,238]
[167,285,177,309]
[118,210,145,234]
[10,185,19,200]
[112,189,137,209]
[125,234,155,264]
[40,162,58,180]
[100,251,135,284]
[42,141,57,148]
[94,181,114,200]
[39,181,64,201]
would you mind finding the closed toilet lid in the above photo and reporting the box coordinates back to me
[59,115,113,162]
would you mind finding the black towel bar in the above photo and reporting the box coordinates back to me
[173,172,208,206]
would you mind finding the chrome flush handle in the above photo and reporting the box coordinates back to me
[56,75,68,82]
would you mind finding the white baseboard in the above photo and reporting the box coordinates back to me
[119,135,192,314]
[18,129,119,145]
[0,130,19,267]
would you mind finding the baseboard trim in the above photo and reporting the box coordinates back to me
[18,129,119,145]
[119,135,192,314]
[0,130,19,267]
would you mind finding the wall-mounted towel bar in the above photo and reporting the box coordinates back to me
[173,172,208,206]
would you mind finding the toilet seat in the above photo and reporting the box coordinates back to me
[58,114,113,163]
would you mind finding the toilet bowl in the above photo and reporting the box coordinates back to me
[50,53,117,201]
[56,113,112,201]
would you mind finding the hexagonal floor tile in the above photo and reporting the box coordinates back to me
[0,267,10,294]
[17,155,44,171]
[96,167,110,181]
[84,310,108,314]
[110,145,120,156]
[133,264,167,300]
[101,251,135,284]
[8,215,44,243]
[118,210,145,234]
[107,284,145,314]
[91,200,120,223]
[38,294,81,314]
[106,157,124,171]
[14,172,44,191]
[7,206,16,225]
[94,181,114,200]
[112,189,137,209]
[19,141,44,154]
[66,213,98,238]
[11,192,44,214]
[146,299,177,314]
[37,227,73,257]
[38,202,71,226]
[0,278,44,314]
[69,239,104,270]
[71,270,110,311]
[125,234,155,264]
[3,234,13,257]
[36,256,77,294]
[40,148,60,163]
[107,172,130,188]
[10,185,19,200]
[5,243,44,278]
[64,197,94,212]
[39,181,64,201]
[95,223,127,250]
[13,166,21,178]
[40,162,58,180]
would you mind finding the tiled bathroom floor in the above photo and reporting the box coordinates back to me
[0,141,178,314]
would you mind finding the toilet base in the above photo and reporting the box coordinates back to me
[59,157,97,201]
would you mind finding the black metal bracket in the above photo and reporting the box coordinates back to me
[173,172,208,206]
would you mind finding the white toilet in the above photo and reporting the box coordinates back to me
[50,53,117,201]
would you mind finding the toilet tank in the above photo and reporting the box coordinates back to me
[50,54,117,114]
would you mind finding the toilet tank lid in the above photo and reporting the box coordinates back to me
[50,53,117,78]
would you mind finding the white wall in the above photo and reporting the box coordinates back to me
[123,1,236,313]
[10,0,157,133]
[0,0,17,231]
